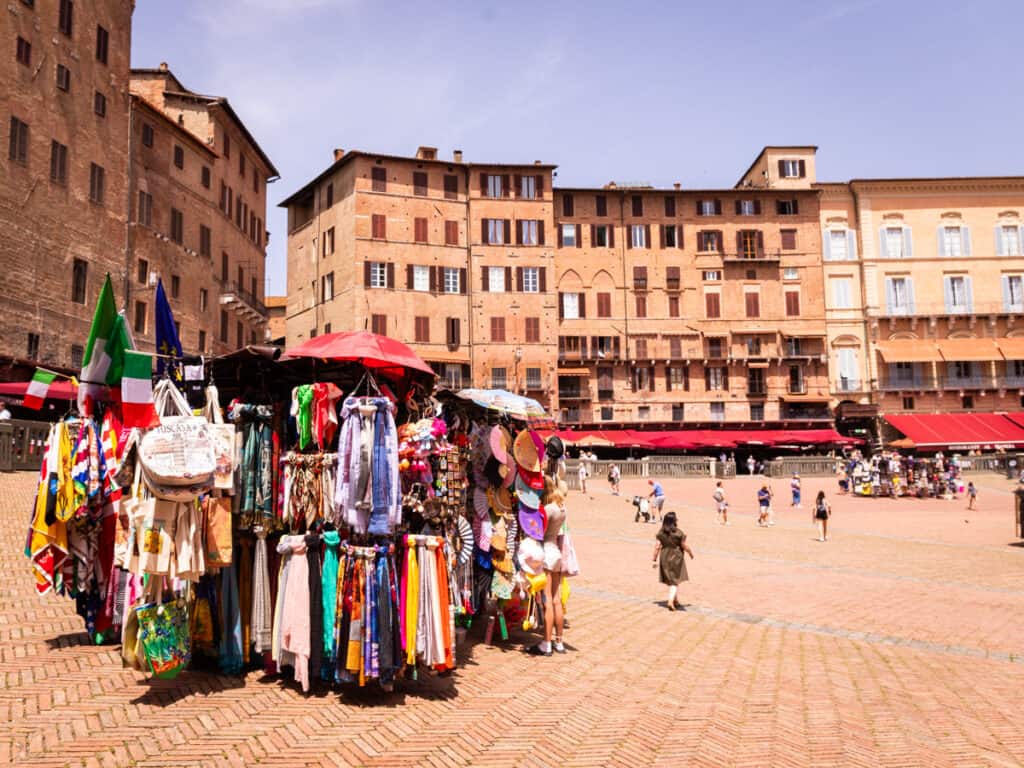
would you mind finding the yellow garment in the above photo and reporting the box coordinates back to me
[560,577,571,610]
[54,423,75,522]
[29,430,68,596]
[405,541,419,666]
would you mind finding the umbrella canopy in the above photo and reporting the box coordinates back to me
[455,389,549,421]
[0,379,78,401]
[284,331,435,382]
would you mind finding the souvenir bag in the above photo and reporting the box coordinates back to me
[203,385,237,491]
[203,495,233,568]
[121,578,156,671]
[135,587,191,679]
[136,498,176,576]
[140,380,216,492]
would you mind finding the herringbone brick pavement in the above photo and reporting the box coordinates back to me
[3,469,1024,767]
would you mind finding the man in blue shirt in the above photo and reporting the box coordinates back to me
[647,479,665,522]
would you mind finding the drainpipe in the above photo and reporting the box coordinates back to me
[464,161,474,388]
[123,97,135,314]
[850,182,878,443]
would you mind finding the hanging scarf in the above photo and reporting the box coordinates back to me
[252,529,273,654]
[321,531,341,667]
[369,400,395,535]
[305,533,323,684]
[280,536,311,691]
[218,561,244,674]
[294,385,314,450]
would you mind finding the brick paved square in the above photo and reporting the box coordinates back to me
[3,470,1024,767]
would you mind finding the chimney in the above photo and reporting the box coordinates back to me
[534,160,542,165]
[159,62,168,72]
[333,148,345,162]
[673,182,681,190]
[453,149,463,163]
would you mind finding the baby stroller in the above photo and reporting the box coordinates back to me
[631,496,652,523]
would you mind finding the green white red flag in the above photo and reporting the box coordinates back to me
[78,274,133,415]
[121,351,158,428]
[23,369,57,410]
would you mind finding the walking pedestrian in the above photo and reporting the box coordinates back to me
[647,479,665,522]
[766,479,776,526]
[652,512,694,611]
[813,490,831,541]
[577,461,588,494]
[607,463,621,495]
[966,481,977,510]
[757,484,771,527]
[747,455,756,476]
[790,472,802,507]
[713,480,729,525]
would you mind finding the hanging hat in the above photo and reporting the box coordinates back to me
[484,456,504,487]
[519,464,546,491]
[518,501,547,541]
[513,429,542,474]
[517,537,545,575]
[545,435,565,461]
[515,471,542,509]
[489,425,512,465]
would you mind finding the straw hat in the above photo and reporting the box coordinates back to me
[513,429,542,473]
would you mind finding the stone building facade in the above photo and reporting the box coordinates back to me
[2,0,133,370]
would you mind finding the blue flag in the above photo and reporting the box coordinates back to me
[155,278,183,378]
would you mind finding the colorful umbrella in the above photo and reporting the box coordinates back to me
[285,330,435,382]
[455,389,550,421]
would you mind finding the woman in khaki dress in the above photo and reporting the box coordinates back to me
[652,512,694,611]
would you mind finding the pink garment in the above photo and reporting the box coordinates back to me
[279,536,311,692]
[313,383,343,450]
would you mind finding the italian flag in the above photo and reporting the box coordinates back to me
[121,351,158,428]
[77,275,133,415]
[24,369,57,410]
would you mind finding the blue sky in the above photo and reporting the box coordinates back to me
[131,0,1024,295]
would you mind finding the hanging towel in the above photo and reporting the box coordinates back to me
[280,536,311,692]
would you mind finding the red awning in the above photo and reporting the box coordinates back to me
[884,413,1024,449]
[0,379,78,400]
[1006,412,1024,431]
[574,428,858,449]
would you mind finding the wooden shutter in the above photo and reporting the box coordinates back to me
[481,219,488,244]
[756,230,765,257]
[778,160,786,177]
[636,294,646,317]
[705,292,720,318]
[677,224,684,249]
[514,174,522,196]
[364,261,371,287]
[558,292,565,319]
[714,199,722,215]
[386,262,395,288]
[608,225,615,248]
[459,267,467,294]
[429,266,438,293]
[538,221,545,245]
[745,292,760,317]
[503,219,511,244]
[481,266,489,291]
[575,224,582,248]
[564,194,575,217]
[626,227,632,250]
[480,172,488,195]
[736,231,744,255]
[596,195,607,217]
[505,266,512,289]
[659,225,665,249]
[613,336,621,358]
[798,159,806,177]
[753,200,761,215]
[502,174,510,197]
[516,267,524,292]
[579,293,586,318]
[406,264,414,289]
[557,225,563,247]
[785,290,800,316]
[666,266,680,289]
[536,175,544,196]
[716,230,724,252]
[665,196,676,217]
[735,200,742,215]
[696,200,703,215]
[644,224,651,248]
[539,267,547,292]
[665,367,673,392]
[792,199,799,215]
[516,220,523,246]
[590,224,596,246]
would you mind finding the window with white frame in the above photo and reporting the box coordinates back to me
[946,275,970,313]
[370,262,388,288]
[780,159,801,178]
[783,267,799,280]
[521,176,536,199]
[707,367,725,390]
[522,267,539,293]
[486,175,503,198]
[412,265,430,292]
[885,227,906,258]
[521,220,538,245]
[491,367,507,389]
[1000,225,1021,256]
[831,277,853,308]
[630,225,646,248]
[739,200,756,215]
[943,226,963,257]
[486,219,504,244]
[561,223,576,247]
[886,276,912,314]
[702,270,721,281]
[699,200,717,216]
[488,266,505,292]
[563,292,580,319]
[443,267,460,294]
[829,230,849,260]
[710,402,725,421]
[1005,275,1024,311]
[837,348,859,391]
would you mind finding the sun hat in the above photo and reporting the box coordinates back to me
[529,430,546,463]
[518,501,547,541]
[489,425,512,465]
[545,435,565,461]
[519,465,546,491]
[515,471,542,509]
[513,429,542,474]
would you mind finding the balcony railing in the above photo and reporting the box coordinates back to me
[941,376,992,390]
[788,382,807,395]
[723,251,782,262]
[876,301,1021,318]
[879,377,936,391]
[219,279,267,319]
[1000,375,1024,389]
[836,377,862,393]
[747,384,768,396]
[597,388,614,401]
[558,388,589,401]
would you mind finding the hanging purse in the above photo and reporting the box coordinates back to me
[139,380,215,493]
[203,385,237,491]
[135,586,191,679]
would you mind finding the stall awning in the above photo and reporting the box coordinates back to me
[996,338,1024,360]
[876,340,941,363]
[936,338,1001,362]
[883,413,1024,448]
[587,428,859,449]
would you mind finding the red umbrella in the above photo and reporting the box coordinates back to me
[0,379,78,400]
[285,330,435,381]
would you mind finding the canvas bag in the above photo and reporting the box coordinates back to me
[203,495,233,568]
[135,588,191,679]
[139,380,215,489]
[134,498,176,576]
[203,385,237,491]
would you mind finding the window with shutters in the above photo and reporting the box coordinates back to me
[520,220,539,245]
[825,229,848,260]
[56,64,71,92]
[942,226,963,257]
[593,225,609,247]
[170,208,183,244]
[632,266,647,290]
[946,275,970,313]
[708,338,724,358]
[697,231,720,252]
[324,182,334,208]
[59,0,73,35]
[525,317,540,343]
[71,258,88,303]
[372,214,386,239]
[789,365,805,394]
[668,367,689,391]
[597,367,614,399]
[16,37,31,67]
[49,140,68,184]
[1000,225,1021,256]
[414,316,430,343]
[321,272,334,302]
[562,194,574,216]
[633,367,653,391]
[485,218,505,244]
[885,227,907,258]
[707,367,726,391]
[522,267,539,293]
[443,267,460,294]
[668,295,680,317]
[8,117,28,165]
[740,230,758,258]
[669,336,683,358]
[738,200,757,216]
[371,166,386,192]
[780,159,803,178]
[490,317,505,342]
[370,262,388,288]
[635,338,648,359]
[831,277,853,308]
[746,337,762,356]
[744,290,760,318]
[485,174,503,198]
[446,318,460,347]
[89,163,105,204]
[777,199,799,215]
[484,366,507,390]
[445,220,458,245]
[199,225,211,257]
[218,310,228,342]
[666,267,680,290]
[747,369,766,395]
[95,25,108,64]
[412,265,430,292]
[170,274,180,299]
[200,164,211,189]
[91,91,106,118]
[562,293,580,319]
[785,337,803,356]
[220,252,229,281]
[443,174,457,199]
[520,175,537,199]
[664,196,676,217]
[134,301,147,334]
[414,217,428,244]
[597,292,612,318]
[525,367,542,389]
[635,294,647,318]
[413,171,427,196]
[1005,275,1023,311]
[705,292,721,318]
[785,290,800,317]
[173,145,184,169]
[488,266,506,292]
[631,195,643,216]
[663,225,678,247]
[698,200,719,216]
[595,195,607,216]
[703,270,721,281]
[322,226,335,256]
[886,277,912,315]
[630,225,646,249]
[371,314,387,336]
[561,224,576,247]
[781,229,797,250]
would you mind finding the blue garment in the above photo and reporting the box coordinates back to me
[757,489,770,507]
[651,482,664,498]
[155,278,183,378]
[369,399,394,535]
[218,561,243,675]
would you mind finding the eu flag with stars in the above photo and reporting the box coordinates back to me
[155,278,183,378]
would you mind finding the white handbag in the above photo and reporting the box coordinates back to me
[139,380,215,493]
